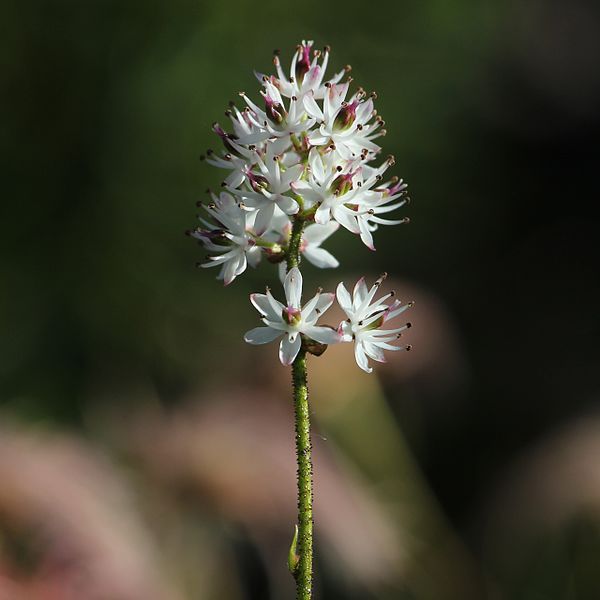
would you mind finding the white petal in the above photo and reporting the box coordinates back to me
[303,93,324,120]
[352,277,369,308]
[358,219,375,251]
[314,203,331,225]
[253,202,276,236]
[284,267,303,308]
[279,334,302,365]
[303,291,335,322]
[303,325,341,345]
[304,247,339,269]
[303,222,339,245]
[332,206,359,233]
[354,342,372,373]
[244,327,282,345]
[277,195,300,215]
[223,256,241,285]
[362,341,386,363]
[336,282,353,314]
[250,293,282,321]
[278,261,286,284]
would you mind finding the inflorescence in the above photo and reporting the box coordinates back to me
[189,40,413,372]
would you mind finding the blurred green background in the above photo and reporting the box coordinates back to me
[2,0,600,598]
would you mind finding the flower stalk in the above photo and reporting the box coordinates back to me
[286,212,314,598]
[291,345,313,599]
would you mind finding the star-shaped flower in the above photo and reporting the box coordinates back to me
[244,267,341,365]
[336,274,413,372]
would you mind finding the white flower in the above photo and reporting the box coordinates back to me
[191,41,411,285]
[191,192,261,285]
[291,151,407,249]
[258,41,348,100]
[239,83,314,139]
[230,147,303,235]
[304,83,386,160]
[244,267,341,365]
[336,274,413,373]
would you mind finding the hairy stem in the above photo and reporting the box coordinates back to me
[287,217,305,271]
[287,215,313,599]
[291,348,313,599]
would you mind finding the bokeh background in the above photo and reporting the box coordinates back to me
[2,1,600,598]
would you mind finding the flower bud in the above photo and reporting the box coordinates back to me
[295,41,312,84]
[333,100,358,131]
[212,122,240,155]
[264,95,287,124]
[330,171,354,196]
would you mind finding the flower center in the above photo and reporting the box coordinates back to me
[282,306,302,326]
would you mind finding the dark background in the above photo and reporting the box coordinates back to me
[2,1,600,598]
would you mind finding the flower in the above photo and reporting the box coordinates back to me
[228,145,303,235]
[258,41,348,100]
[191,41,410,283]
[303,83,385,160]
[336,274,413,373]
[291,150,408,249]
[244,267,341,365]
[190,191,262,285]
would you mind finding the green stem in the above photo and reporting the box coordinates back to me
[286,214,313,599]
[286,217,305,271]
[291,348,313,599]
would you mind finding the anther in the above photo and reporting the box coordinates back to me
[345,64,352,72]
[406,322,412,328]
[324,45,331,53]
[408,301,415,308]
[406,345,412,351]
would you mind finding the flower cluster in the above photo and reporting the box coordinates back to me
[189,40,409,285]
[245,268,412,371]
[190,41,413,372]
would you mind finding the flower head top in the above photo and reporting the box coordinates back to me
[192,42,410,285]
[337,274,413,373]
[244,267,341,365]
